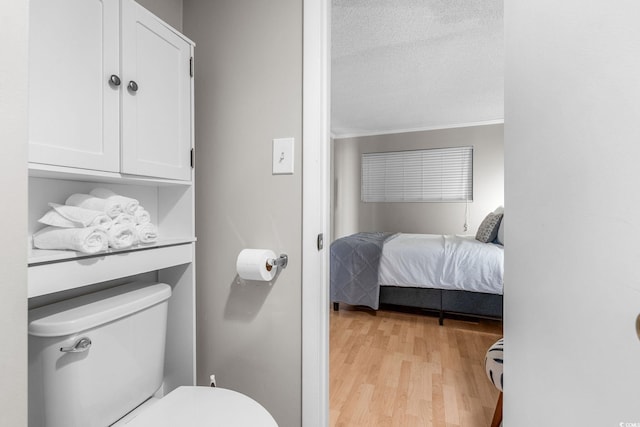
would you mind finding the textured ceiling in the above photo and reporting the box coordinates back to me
[331,0,504,138]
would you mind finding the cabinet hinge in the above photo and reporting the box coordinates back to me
[190,57,194,78]
[190,148,194,168]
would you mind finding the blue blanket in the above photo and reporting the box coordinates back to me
[330,232,395,310]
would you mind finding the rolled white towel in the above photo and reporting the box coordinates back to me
[134,206,151,225]
[136,223,158,244]
[38,203,112,230]
[90,188,140,215]
[112,213,136,227]
[66,193,123,219]
[108,224,137,249]
[33,226,108,254]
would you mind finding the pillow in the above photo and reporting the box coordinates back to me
[476,212,503,243]
[496,216,505,245]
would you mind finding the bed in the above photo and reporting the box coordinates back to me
[330,231,504,324]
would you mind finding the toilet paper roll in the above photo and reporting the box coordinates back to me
[236,249,277,281]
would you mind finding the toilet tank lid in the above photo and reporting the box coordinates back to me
[28,282,172,337]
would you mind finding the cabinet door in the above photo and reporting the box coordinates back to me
[121,0,192,181]
[28,0,120,172]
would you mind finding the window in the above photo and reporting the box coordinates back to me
[361,146,473,202]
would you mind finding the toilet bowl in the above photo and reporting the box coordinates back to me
[28,281,278,427]
[116,386,277,426]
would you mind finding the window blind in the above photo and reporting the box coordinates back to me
[361,146,473,202]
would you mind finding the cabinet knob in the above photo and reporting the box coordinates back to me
[128,80,139,92]
[109,75,121,87]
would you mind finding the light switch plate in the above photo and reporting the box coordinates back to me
[272,137,294,175]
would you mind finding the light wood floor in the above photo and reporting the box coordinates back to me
[330,306,503,427]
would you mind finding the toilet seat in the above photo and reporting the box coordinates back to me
[120,386,278,427]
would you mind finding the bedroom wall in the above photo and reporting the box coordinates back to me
[505,0,640,424]
[0,1,29,425]
[333,136,360,239]
[183,1,303,426]
[332,124,504,239]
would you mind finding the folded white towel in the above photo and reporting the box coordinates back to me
[112,213,136,227]
[37,203,112,230]
[66,193,123,219]
[136,223,158,244]
[37,210,78,229]
[33,226,108,254]
[90,188,140,215]
[134,206,151,225]
[108,224,137,249]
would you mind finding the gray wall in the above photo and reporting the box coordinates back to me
[505,0,640,424]
[0,1,29,425]
[333,124,504,239]
[136,0,183,31]
[183,1,303,426]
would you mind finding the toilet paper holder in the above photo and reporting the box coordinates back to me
[266,254,288,271]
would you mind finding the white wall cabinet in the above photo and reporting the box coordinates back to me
[29,0,193,181]
[27,0,197,394]
[28,0,120,173]
[121,1,193,180]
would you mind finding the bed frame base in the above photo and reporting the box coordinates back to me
[333,287,503,325]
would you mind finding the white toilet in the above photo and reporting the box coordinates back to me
[28,281,278,427]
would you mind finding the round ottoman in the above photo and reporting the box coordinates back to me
[485,338,503,391]
[485,338,503,427]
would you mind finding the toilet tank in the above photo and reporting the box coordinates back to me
[28,281,172,427]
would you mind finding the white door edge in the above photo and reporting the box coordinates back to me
[302,0,330,426]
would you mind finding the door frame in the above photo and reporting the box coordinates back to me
[302,0,330,425]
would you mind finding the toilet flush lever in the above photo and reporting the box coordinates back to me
[60,337,92,353]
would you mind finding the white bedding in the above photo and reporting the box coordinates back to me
[378,233,504,295]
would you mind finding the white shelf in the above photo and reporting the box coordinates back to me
[28,237,196,265]
[29,162,192,186]
[28,241,195,298]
